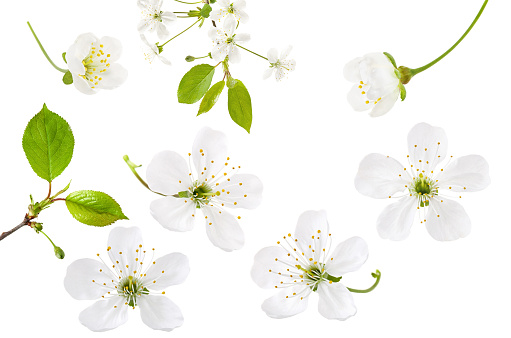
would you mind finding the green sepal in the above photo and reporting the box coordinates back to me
[226,76,237,89]
[178,64,215,104]
[399,82,407,101]
[227,80,252,133]
[198,80,225,116]
[383,52,397,69]
[178,191,191,198]
[200,4,212,18]
[62,52,67,64]
[65,190,128,227]
[326,274,342,283]
[22,104,75,182]
[62,71,73,85]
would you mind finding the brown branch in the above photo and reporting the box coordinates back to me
[0,216,31,241]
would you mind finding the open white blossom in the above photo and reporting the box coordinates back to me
[64,227,189,332]
[137,0,177,40]
[263,46,296,81]
[251,210,369,320]
[210,0,249,26]
[355,122,490,241]
[344,53,400,117]
[66,33,128,95]
[146,127,263,251]
[140,34,171,65]
[208,18,250,63]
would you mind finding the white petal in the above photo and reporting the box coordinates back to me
[64,258,115,300]
[229,45,241,63]
[192,127,228,182]
[251,246,297,289]
[209,10,224,22]
[407,122,448,173]
[294,210,329,262]
[359,52,395,84]
[96,63,128,90]
[343,57,363,83]
[436,155,490,192]
[326,237,368,277]
[211,44,228,62]
[280,45,292,60]
[237,9,249,23]
[267,48,278,64]
[98,36,123,63]
[347,83,371,112]
[263,67,274,80]
[208,27,220,40]
[161,11,177,24]
[156,22,170,40]
[261,286,309,319]
[79,297,128,332]
[426,198,471,241]
[139,296,184,331]
[107,227,144,274]
[355,153,410,198]
[377,196,417,240]
[317,283,357,321]
[223,17,236,35]
[203,207,244,251]
[366,80,399,101]
[369,87,399,117]
[72,74,96,95]
[216,173,263,209]
[147,151,190,195]
[142,253,190,290]
[233,33,250,43]
[67,33,97,74]
[218,0,230,7]
[234,0,246,10]
[150,196,196,232]
[158,54,172,65]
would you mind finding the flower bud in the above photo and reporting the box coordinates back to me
[33,223,43,232]
[54,246,65,259]
[185,56,196,62]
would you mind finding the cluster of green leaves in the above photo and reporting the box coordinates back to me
[177,64,252,133]
[22,104,128,229]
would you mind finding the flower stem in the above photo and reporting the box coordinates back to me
[161,19,201,47]
[174,0,202,4]
[235,44,268,61]
[27,21,67,74]
[410,0,488,76]
[346,270,381,293]
[123,155,166,197]
[0,217,30,241]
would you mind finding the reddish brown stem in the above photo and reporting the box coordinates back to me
[0,217,30,241]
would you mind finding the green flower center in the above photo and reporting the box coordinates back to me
[118,276,148,307]
[410,173,438,207]
[297,263,341,292]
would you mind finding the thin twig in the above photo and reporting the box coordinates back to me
[0,216,31,241]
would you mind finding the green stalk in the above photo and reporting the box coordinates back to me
[27,22,67,73]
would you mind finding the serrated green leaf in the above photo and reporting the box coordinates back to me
[227,79,252,133]
[200,4,212,18]
[66,190,128,227]
[62,71,73,85]
[383,52,397,69]
[22,104,74,182]
[62,52,67,64]
[178,64,215,104]
[198,80,225,116]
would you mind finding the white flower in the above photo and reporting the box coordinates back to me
[210,0,249,26]
[140,34,171,65]
[355,122,490,241]
[146,127,263,251]
[263,46,296,81]
[66,33,128,95]
[208,18,250,63]
[64,227,189,332]
[137,0,177,40]
[344,53,401,117]
[251,210,369,320]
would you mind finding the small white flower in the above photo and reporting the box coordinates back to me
[137,0,177,40]
[210,0,249,26]
[146,127,263,251]
[66,33,128,95]
[140,34,171,65]
[263,46,296,81]
[64,227,189,332]
[251,210,369,320]
[344,53,401,117]
[208,18,250,63]
[355,122,490,241]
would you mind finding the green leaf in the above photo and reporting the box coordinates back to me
[62,71,73,85]
[62,52,67,64]
[227,79,252,133]
[200,4,212,18]
[66,190,128,227]
[178,64,215,104]
[383,52,397,69]
[226,76,237,89]
[22,104,74,182]
[198,80,225,116]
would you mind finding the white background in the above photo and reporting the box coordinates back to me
[0,0,508,336]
